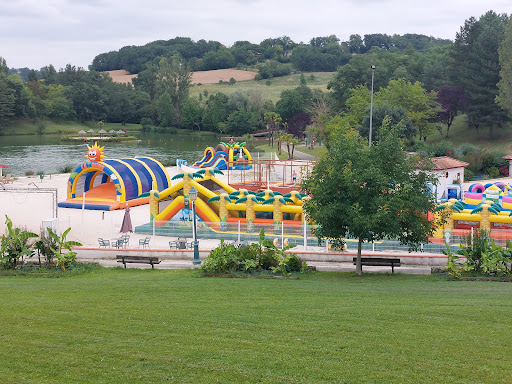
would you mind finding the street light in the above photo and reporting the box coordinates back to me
[189,187,201,265]
[369,65,375,147]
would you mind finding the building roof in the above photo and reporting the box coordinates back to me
[504,154,512,161]
[431,156,469,171]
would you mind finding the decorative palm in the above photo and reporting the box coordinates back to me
[235,195,264,229]
[263,196,293,225]
[196,168,224,178]
[283,191,307,204]
[207,194,232,223]
[471,201,499,231]
[171,172,202,197]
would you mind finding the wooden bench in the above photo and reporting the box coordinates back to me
[116,255,161,269]
[352,257,401,273]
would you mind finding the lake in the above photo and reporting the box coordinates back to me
[0,132,234,176]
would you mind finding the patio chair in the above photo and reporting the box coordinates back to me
[120,234,130,248]
[98,238,110,248]
[169,237,188,249]
[138,237,151,249]
[4,174,12,183]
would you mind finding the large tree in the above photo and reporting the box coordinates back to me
[449,11,509,138]
[302,121,437,275]
[497,15,512,118]
[156,55,192,127]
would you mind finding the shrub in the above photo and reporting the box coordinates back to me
[229,78,236,85]
[0,216,38,270]
[459,143,479,156]
[58,165,73,174]
[201,230,306,275]
[487,167,499,179]
[444,231,512,278]
[25,170,34,176]
[499,166,509,177]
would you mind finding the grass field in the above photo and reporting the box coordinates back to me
[0,119,144,136]
[1,268,511,383]
[426,114,512,152]
[189,72,336,103]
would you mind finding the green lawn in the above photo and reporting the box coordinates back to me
[1,268,511,383]
[1,118,144,136]
[190,72,336,103]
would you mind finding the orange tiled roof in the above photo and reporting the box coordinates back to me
[431,156,469,171]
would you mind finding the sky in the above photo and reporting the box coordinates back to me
[1,0,510,71]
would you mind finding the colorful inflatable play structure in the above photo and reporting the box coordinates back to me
[433,182,512,239]
[145,168,305,231]
[58,142,170,210]
[177,140,252,171]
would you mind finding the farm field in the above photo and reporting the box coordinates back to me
[105,68,335,104]
[1,268,511,383]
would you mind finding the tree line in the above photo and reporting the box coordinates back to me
[1,10,512,146]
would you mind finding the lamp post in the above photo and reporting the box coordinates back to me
[189,187,201,265]
[369,65,375,147]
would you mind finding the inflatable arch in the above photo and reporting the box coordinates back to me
[60,156,170,210]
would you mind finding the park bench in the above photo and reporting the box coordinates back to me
[116,255,161,269]
[352,257,401,274]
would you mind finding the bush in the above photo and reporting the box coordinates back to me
[459,143,479,156]
[58,165,73,174]
[487,167,499,179]
[444,230,512,278]
[229,78,236,85]
[25,170,34,176]
[201,230,306,275]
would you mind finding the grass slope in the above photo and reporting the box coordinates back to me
[1,268,511,383]
[190,72,336,103]
[426,114,512,152]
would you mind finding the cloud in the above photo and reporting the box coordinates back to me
[1,0,509,69]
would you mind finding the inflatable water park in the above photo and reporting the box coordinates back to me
[56,142,512,245]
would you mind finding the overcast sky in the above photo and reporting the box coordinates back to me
[1,0,510,71]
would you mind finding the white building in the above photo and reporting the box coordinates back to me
[429,156,469,201]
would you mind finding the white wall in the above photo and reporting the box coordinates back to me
[434,167,465,200]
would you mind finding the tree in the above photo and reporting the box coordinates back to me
[264,112,281,147]
[436,86,466,137]
[181,98,202,130]
[302,122,438,275]
[227,108,254,135]
[497,15,512,118]
[287,112,311,138]
[0,74,15,129]
[157,92,174,127]
[202,92,229,132]
[276,89,304,122]
[375,79,439,141]
[358,104,416,142]
[0,57,8,75]
[156,55,192,127]
[449,11,509,138]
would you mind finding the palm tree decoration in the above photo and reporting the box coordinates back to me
[207,193,233,225]
[235,195,264,231]
[471,200,500,231]
[263,196,294,225]
[196,168,224,178]
[149,190,160,223]
[283,191,307,204]
[171,172,202,197]
[434,199,465,237]
[256,190,275,200]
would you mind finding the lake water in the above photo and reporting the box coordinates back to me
[0,132,230,176]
